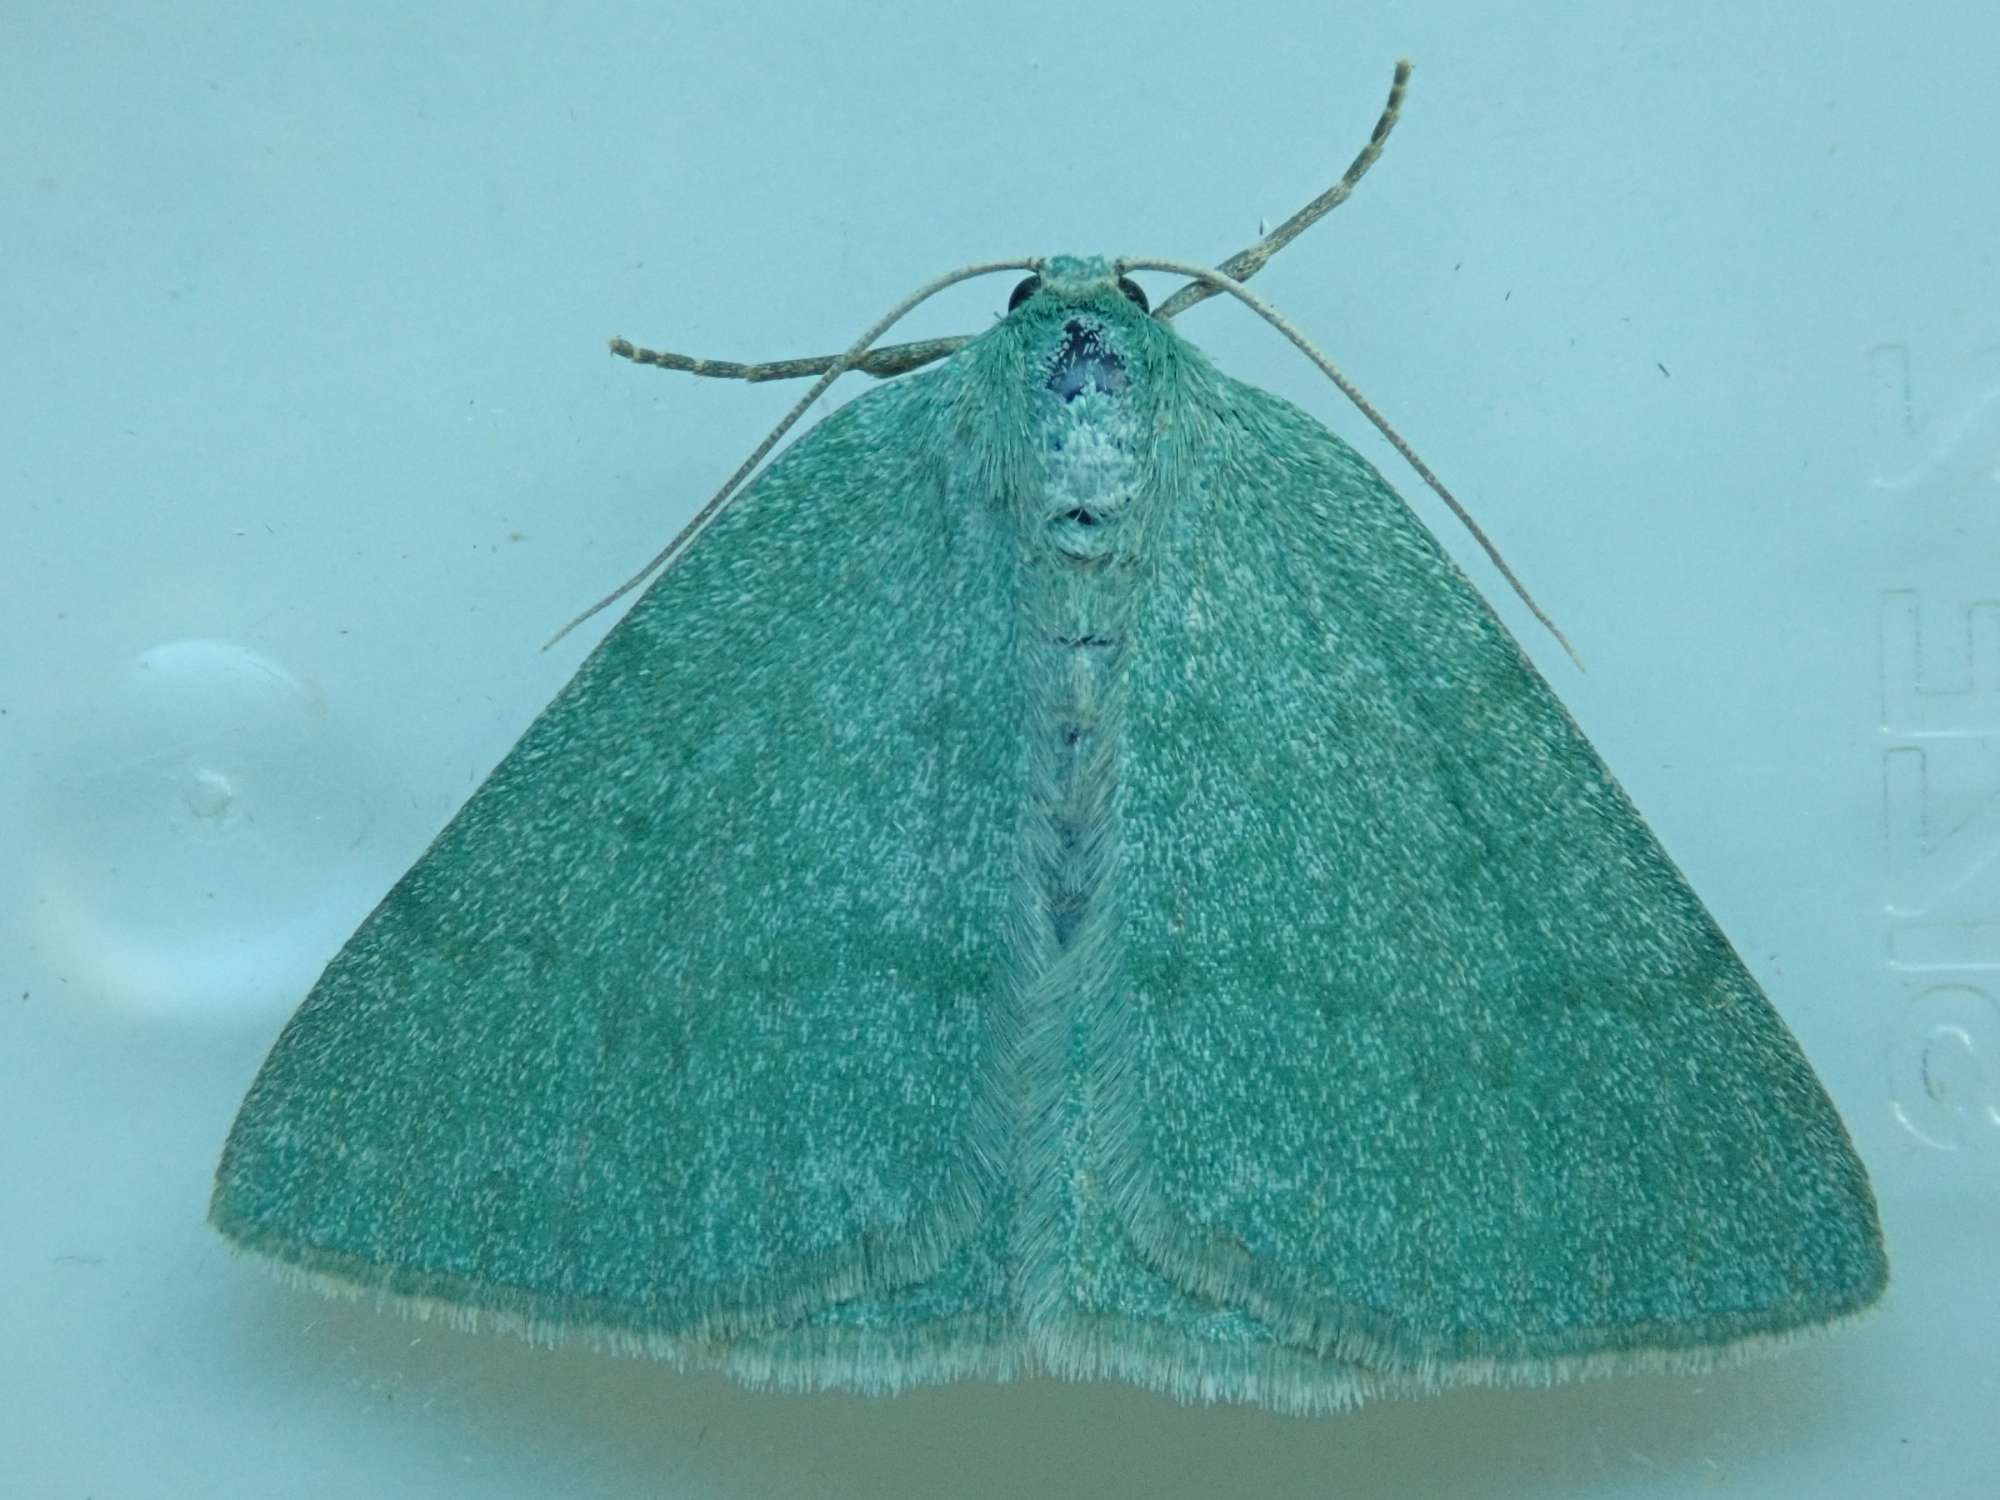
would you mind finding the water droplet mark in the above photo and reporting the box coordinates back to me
[27,639,382,1020]
[181,767,238,825]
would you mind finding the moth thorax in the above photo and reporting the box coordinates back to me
[1035,384,1142,568]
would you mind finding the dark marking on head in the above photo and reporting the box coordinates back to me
[1047,320,1126,401]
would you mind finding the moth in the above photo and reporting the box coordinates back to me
[211,64,1885,1414]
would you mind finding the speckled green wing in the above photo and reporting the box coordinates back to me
[210,366,1024,1344]
[1115,374,1887,1384]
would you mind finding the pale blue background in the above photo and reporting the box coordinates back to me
[3,2,1996,1495]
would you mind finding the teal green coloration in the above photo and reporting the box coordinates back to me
[212,254,1886,1414]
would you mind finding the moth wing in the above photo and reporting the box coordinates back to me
[212,367,1024,1344]
[1116,376,1886,1379]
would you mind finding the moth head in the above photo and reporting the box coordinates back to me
[1004,256,1156,403]
[1006,255,1149,317]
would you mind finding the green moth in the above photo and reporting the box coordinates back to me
[210,65,1886,1414]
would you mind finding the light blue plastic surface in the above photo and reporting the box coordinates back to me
[3,3,1994,1495]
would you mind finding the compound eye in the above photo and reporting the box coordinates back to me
[1116,277,1149,313]
[1007,275,1044,311]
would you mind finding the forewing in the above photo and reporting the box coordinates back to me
[212,368,1024,1342]
[1118,375,1885,1372]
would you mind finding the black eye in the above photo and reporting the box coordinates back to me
[1008,275,1043,310]
[1117,277,1149,312]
